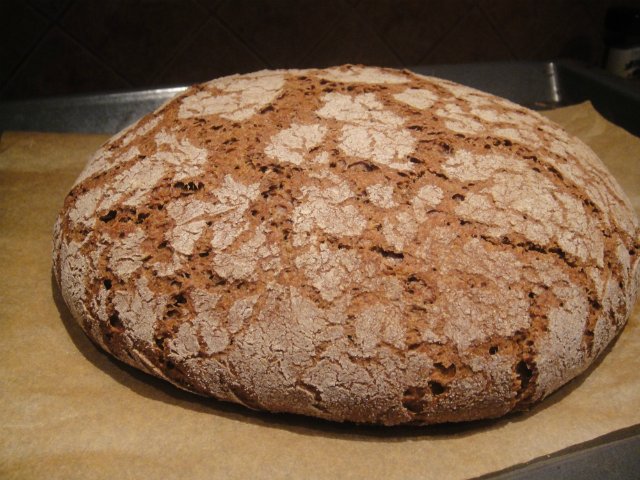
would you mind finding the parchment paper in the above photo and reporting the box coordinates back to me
[1,102,638,480]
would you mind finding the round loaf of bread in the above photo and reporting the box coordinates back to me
[53,65,640,425]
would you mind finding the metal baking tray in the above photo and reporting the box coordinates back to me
[1,61,638,479]
[1,61,640,137]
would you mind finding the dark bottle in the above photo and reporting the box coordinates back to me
[604,6,640,78]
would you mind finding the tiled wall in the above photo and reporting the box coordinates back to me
[1,0,624,100]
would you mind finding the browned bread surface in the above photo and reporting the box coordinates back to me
[53,65,640,425]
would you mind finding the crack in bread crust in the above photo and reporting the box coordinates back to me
[53,65,640,426]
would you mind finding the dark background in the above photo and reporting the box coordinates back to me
[1,0,636,100]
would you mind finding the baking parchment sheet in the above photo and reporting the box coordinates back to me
[0,102,638,479]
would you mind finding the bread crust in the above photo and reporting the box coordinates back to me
[53,65,640,425]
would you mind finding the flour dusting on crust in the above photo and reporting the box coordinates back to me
[54,65,640,426]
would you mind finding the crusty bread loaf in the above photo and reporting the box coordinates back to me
[53,65,640,425]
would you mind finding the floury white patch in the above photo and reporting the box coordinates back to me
[179,71,285,122]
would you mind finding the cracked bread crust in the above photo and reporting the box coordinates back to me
[53,65,640,426]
